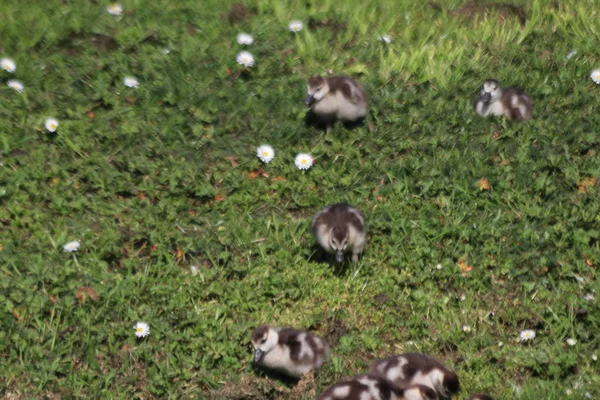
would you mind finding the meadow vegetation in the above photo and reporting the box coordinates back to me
[1,0,599,398]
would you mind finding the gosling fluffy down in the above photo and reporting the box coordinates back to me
[369,353,460,398]
[317,374,438,400]
[311,203,366,263]
[305,75,370,131]
[251,325,329,378]
[474,78,532,121]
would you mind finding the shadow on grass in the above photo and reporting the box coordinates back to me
[303,111,369,133]
[306,244,364,277]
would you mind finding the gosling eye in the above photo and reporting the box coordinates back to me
[261,338,267,344]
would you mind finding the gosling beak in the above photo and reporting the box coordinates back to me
[481,92,491,103]
[335,250,344,263]
[254,348,264,363]
[305,94,315,107]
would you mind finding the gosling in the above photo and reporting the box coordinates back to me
[318,374,438,400]
[474,79,532,121]
[251,325,329,378]
[370,353,460,398]
[311,203,366,263]
[305,75,370,132]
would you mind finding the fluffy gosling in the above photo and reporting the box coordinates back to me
[370,353,460,398]
[311,203,366,263]
[251,325,329,378]
[474,78,532,121]
[317,374,438,400]
[305,75,370,132]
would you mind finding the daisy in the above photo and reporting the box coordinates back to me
[462,325,472,333]
[379,34,391,44]
[236,51,254,67]
[123,76,139,88]
[593,354,598,361]
[288,20,304,33]
[7,79,24,93]
[63,240,81,252]
[134,321,150,338]
[591,69,600,85]
[190,265,199,275]
[519,329,536,342]
[107,3,123,16]
[45,118,59,132]
[162,47,171,55]
[237,33,254,45]
[566,338,577,346]
[435,263,442,270]
[256,145,275,163]
[294,153,313,170]
[1,57,16,73]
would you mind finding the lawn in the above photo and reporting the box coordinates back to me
[1,0,599,398]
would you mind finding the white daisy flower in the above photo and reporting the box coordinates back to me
[190,265,199,275]
[379,34,391,44]
[592,354,598,361]
[236,51,254,67]
[566,338,577,346]
[123,76,139,88]
[462,325,472,333]
[63,240,81,252]
[107,3,123,16]
[45,118,59,132]
[7,79,24,93]
[236,33,254,45]
[256,145,275,163]
[288,20,304,33]
[498,341,503,347]
[435,263,442,270]
[584,293,595,301]
[566,50,577,60]
[565,389,572,396]
[294,153,313,170]
[1,57,16,73]
[519,329,536,342]
[591,69,600,85]
[134,321,150,338]
[162,47,171,55]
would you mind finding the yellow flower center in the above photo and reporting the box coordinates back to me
[262,151,269,156]
[301,159,307,164]
[50,123,56,129]
[137,327,144,332]
[595,72,600,79]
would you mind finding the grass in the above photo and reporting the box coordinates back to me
[1,0,599,398]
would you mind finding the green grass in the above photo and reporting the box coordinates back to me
[1,0,599,398]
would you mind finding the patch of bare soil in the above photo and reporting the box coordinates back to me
[453,0,528,25]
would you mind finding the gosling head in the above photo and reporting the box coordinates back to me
[251,326,279,363]
[305,76,330,108]
[479,79,502,104]
[330,225,349,263]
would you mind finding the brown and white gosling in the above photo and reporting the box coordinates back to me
[305,75,370,132]
[369,353,460,398]
[251,325,329,378]
[311,203,366,263]
[317,374,438,400]
[474,79,532,121]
